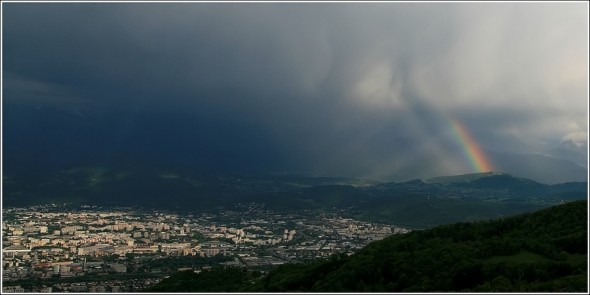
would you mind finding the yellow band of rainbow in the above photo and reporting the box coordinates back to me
[449,117,494,172]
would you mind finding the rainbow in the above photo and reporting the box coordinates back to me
[449,117,494,172]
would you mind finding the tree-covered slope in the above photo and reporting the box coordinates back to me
[146,268,259,292]
[146,201,588,292]
[256,200,588,292]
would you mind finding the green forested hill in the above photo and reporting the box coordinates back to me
[146,201,588,292]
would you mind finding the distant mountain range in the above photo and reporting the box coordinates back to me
[489,152,588,184]
[3,104,587,185]
[3,167,587,228]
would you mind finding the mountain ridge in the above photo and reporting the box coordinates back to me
[3,168,587,228]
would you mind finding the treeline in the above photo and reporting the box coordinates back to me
[146,267,260,292]
[134,254,233,273]
[145,201,588,292]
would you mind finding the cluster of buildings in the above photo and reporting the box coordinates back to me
[2,203,409,292]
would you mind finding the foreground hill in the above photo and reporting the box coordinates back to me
[147,201,588,292]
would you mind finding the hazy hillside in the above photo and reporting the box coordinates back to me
[490,152,587,184]
[147,201,588,292]
[3,168,587,228]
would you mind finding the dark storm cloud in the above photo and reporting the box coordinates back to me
[3,2,587,179]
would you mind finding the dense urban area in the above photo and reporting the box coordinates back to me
[2,203,409,292]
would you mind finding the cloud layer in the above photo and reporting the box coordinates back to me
[3,2,588,180]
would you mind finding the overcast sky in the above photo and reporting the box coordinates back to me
[3,2,588,180]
